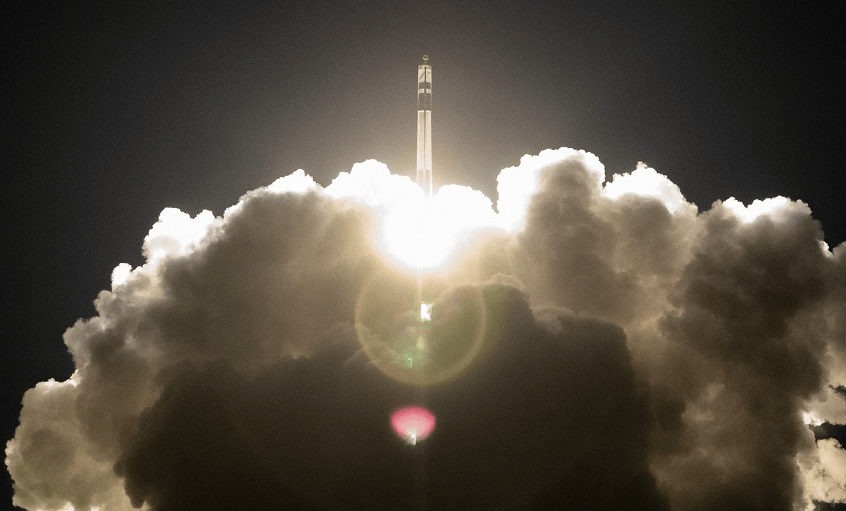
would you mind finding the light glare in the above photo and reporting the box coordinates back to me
[381,185,498,270]
[391,406,436,445]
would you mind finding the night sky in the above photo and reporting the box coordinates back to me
[3,1,845,509]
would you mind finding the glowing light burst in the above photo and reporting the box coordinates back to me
[381,185,498,270]
[391,406,436,445]
[321,159,500,270]
[382,198,448,269]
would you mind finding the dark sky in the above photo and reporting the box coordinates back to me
[3,1,845,509]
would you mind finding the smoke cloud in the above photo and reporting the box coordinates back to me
[6,148,846,510]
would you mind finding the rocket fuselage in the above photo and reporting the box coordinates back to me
[417,55,432,196]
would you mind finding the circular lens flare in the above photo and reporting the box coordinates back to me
[391,406,436,445]
[354,271,487,386]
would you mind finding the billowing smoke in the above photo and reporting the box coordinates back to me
[6,148,846,510]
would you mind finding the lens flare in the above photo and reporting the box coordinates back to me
[354,271,487,386]
[391,406,436,445]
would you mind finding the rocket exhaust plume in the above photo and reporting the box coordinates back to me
[416,55,432,196]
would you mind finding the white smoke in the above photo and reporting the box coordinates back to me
[6,147,846,510]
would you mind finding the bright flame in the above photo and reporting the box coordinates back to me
[381,197,450,269]
[380,185,498,270]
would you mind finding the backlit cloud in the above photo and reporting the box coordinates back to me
[6,148,846,510]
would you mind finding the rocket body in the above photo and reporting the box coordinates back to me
[416,55,432,196]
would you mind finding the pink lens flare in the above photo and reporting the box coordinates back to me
[391,406,436,445]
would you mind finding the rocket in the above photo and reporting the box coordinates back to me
[416,55,432,196]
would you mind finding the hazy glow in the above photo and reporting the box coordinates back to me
[381,197,450,269]
[381,185,498,270]
[391,406,435,445]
